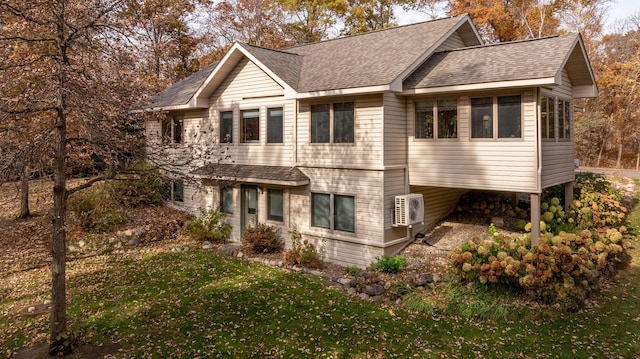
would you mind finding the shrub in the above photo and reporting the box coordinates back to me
[370,255,407,274]
[344,266,362,276]
[181,208,232,242]
[68,184,129,233]
[112,172,167,207]
[242,223,283,253]
[283,228,320,267]
[451,225,629,305]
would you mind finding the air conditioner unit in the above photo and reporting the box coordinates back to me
[394,194,424,227]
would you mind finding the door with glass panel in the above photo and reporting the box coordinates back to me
[241,185,258,234]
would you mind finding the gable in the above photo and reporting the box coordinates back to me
[209,57,284,106]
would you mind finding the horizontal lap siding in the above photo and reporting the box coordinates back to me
[436,31,465,51]
[383,93,407,167]
[297,95,384,168]
[383,169,410,243]
[408,90,538,193]
[287,168,385,266]
[208,57,294,167]
[409,186,467,234]
[542,70,575,188]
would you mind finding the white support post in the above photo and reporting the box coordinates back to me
[530,193,541,247]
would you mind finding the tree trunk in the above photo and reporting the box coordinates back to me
[18,163,30,219]
[636,139,639,171]
[597,128,608,167]
[50,1,69,354]
[616,133,623,169]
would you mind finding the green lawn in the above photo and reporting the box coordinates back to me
[2,239,640,358]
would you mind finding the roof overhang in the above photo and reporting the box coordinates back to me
[129,103,194,114]
[193,164,310,187]
[294,84,392,99]
[557,34,598,98]
[402,78,557,95]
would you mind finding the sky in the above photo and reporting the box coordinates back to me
[395,0,640,34]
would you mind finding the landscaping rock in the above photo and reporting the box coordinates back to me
[337,278,352,286]
[415,273,434,286]
[127,237,140,246]
[202,241,212,249]
[364,284,384,296]
[78,240,86,248]
[237,251,243,258]
[358,293,370,300]
[346,287,357,295]
[217,243,241,257]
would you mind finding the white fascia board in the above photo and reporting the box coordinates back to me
[129,103,194,113]
[403,78,557,95]
[295,85,390,99]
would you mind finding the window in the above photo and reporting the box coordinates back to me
[311,104,330,143]
[540,95,571,140]
[415,99,457,139]
[311,193,355,233]
[220,187,233,214]
[220,111,233,143]
[541,95,550,139]
[172,181,183,202]
[311,102,355,143]
[311,193,330,228]
[497,95,521,138]
[267,108,283,143]
[334,195,355,232]
[471,97,493,138]
[333,102,354,143]
[162,114,183,143]
[471,95,521,139]
[241,109,259,143]
[267,189,284,221]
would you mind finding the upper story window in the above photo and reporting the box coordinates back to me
[471,95,522,139]
[267,108,283,144]
[311,102,354,143]
[541,95,571,140]
[220,111,233,144]
[415,99,457,139]
[241,109,259,143]
[162,114,183,143]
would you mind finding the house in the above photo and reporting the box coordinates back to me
[137,15,597,267]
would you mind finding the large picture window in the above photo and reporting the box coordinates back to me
[415,99,457,139]
[267,108,283,143]
[471,95,521,139]
[241,109,259,143]
[220,111,233,143]
[267,189,284,222]
[311,102,354,143]
[311,193,355,233]
[220,187,234,214]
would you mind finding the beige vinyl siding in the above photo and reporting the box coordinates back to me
[383,92,408,167]
[409,186,467,234]
[207,56,295,166]
[383,169,410,243]
[408,90,539,192]
[172,184,213,214]
[182,110,209,145]
[297,95,384,169]
[436,31,465,51]
[145,119,162,145]
[541,70,575,188]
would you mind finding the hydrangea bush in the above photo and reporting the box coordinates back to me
[452,175,631,306]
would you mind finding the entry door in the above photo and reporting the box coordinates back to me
[241,185,258,234]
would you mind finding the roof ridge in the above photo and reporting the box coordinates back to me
[438,34,570,53]
[239,42,301,56]
[282,14,466,51]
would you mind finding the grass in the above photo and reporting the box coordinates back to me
[2,241,640,358]
[1,183,640,357]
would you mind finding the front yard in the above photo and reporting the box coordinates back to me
[1,178,640,358]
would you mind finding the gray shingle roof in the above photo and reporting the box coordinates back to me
[404,34,579,89]
[281,15,467,92]
[192,164,310,186]
[238,43,303,90]
[138,62,218,109]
